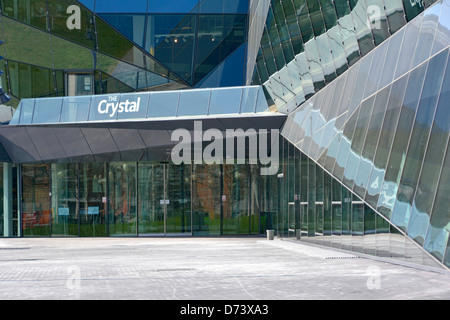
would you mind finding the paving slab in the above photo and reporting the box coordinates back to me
[0,236,449,300]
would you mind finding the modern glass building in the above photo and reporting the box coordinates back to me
[0,0,449,271]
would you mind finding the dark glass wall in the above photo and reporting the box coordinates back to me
[0,0,250,106]
[22,160,261,237]
[22,164,51,236]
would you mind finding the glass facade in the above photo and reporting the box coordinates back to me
[21,161,262,237]
[0,0,251,107]
[0,0,449,272]
[251,0,439,111]
[281,0,450,268]
[10,85,270,125]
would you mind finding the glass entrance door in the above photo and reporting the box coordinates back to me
[288,202,298,238]
[66,73,94,96]
[138,162,192,236]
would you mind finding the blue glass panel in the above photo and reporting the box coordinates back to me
[323,130,342,172]
[333,110,359,181]
[199,0,249,14]
[146,14,196,82]
[390,52,446,229]
[148,0,199,13]
[9,102,21,125]
[60,96,91,123]
[255,86,270,112]
[19,99,36,124]
[412,2,441,68]
[95,0,148,13]
[77,0,95,11]
[193,15,247,85]
[364,41,388,98]
[348,53,374,116]
[404,50,450,245]
[366,76,408,208]
[378,63,428,220]
[432,0,450,55]
[208,88,242,115]
[147,91,179,118]
[421,61,450,261]
[32,98,63,124]
[395,14,423,79]
[177,90,211,116]
[99,14,146,47]
[379,29,405,88]
[425,143,450,263]
[240,87,259,114]
[197,43,247,88]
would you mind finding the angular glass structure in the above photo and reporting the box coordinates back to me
[0,0,449,272]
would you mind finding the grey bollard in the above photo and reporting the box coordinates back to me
[267,230,274,240]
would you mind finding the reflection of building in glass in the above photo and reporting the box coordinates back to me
[0,0,449,271]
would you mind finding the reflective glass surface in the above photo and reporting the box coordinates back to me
[51,163,79,236]
[95,0,148,13]
[2,17,52,69]
[208,87,242,115]
[147,14,197,82]
[177,90,210,117]
[48,0,96,49]
[253,0,440,113]
[60,96,91,123]
[32,97,63,124]
[108,162,137,236]
[1,0,47,30]
[116,92,150,120]
[22,164,51,236]
[11,86,270,125]
[79,163,107,237]
[279,0,449,268]
[100,14,146,48]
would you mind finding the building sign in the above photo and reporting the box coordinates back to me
[59,207,70,216]
[98,96,141,118]
[87,207,99,215]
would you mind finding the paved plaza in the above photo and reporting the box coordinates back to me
[0,236,449,300]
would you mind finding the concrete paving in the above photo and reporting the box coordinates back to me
[0,236,449,300]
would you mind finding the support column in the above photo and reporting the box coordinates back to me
[3,163,13,237]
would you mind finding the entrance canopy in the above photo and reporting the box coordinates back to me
[0,86,286,164]
[9,86,272,125]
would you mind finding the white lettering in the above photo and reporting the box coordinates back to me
[171,129,191,165]
[366,5,381,30]
[66,5,81,30]
[410,0,424,8]
[97,97,141,118]
[98,100,108,114]
[171,121,280,176]
[110,102,119,118]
